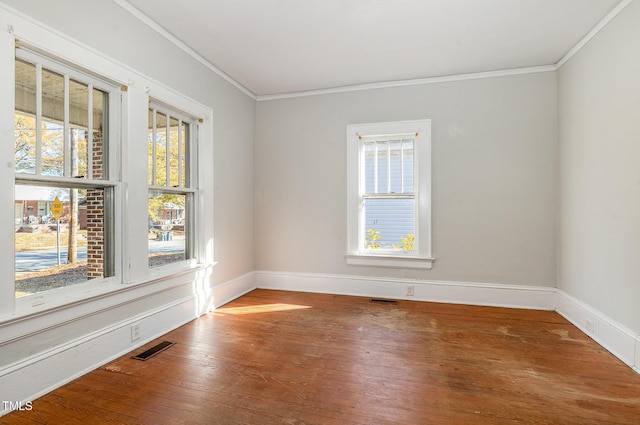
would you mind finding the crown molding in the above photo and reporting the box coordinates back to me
[112,0,257,101]
[255,0,632,102]
[556,0,634,69]
[256,65,557,101]
[9,0,633,102]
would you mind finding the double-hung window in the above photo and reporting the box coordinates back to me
[147,103,196,268]
[346,120,434,269]
[1,19,213,319]
[14,49,119,299]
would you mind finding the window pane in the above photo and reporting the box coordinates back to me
[92,88,108,180]
[402,139,414,192]
[69,79,89,178]
[376,142,389,193]
[155,112,168,186]
[363,138,414,195]
[169,117,180,187]
[181,122,189,187]
[148,190,187,267]
[389,140,402,193]
[15,184,112,298]
[363,198,415,250]
[148,109,155,185]
[41,69,65,176]
[15,60,37,174]
[363,142,375,194]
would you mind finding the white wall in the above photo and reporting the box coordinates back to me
[0,0,256,282]
[558,0,640,334]
[0,0,255,406]
[255,72,558,287]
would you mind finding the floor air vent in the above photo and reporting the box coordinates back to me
[369,298,398,305]
[132,341,175,361]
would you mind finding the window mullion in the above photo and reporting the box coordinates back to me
[165,114,170,188]
[386,142,391,193]
[177,119,183,188]
[151,108,157,186]
[363,193,414,200]
[400,141,405,193]
[374,142,379,193]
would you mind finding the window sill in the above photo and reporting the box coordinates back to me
[345,254,434,269]
[4,262,210,326]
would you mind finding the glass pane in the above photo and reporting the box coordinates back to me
[15,184,112,298]
[92,88,108,180]
[389,140,402,193]
[41,69,65,176]
[363,142,375,194]
[181,122,189,187]
[376,142,389,193]
[363,198,415,251]
[15,60,37,174]
[148,109,155,185]
[402,139,414,192]
[169,117,180,187]
[148,190,187,267]
[69,79,89,178]
[155,112,167,186]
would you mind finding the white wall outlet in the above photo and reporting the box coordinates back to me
[131,322,141,341]
[406,284,415,296]
[585,319,595,333]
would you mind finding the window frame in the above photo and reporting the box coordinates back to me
[147,101,199,271]
[0,20,214,320]
[346,119,434,269]
[12,47,122,309]
[14,49,117,180]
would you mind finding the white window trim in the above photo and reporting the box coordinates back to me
[11,45,124,311]
[0,9,215,320]
[146,102,198,272]
[346,119,434,269]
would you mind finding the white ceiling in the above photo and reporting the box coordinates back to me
[121,0,623,97]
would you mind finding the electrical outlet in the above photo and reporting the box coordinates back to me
[406,284,415,296]
[131,322,141,341]
[585,319,595,333]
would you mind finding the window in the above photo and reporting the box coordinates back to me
[14,50,118,299]
[147,103,196,268]
[0,19,214,318]
[346,120,433,269]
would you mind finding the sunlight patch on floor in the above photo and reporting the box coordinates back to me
[215,303,312,315]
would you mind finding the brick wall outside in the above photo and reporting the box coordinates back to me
[86,132,104,279]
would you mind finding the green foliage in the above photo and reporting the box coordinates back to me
[14,113,37,173]
[148,192,185,223]
[14,113,90,177]
[148,120,187,187]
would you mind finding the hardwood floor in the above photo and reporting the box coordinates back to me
[3,289,640,424]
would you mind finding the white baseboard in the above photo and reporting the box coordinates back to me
[635,339,640,374]
[255,271,557,310]
[556,290,638,371]
[210,272,257,309]
[0,296,197,416]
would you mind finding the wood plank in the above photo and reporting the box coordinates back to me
[3,289,640,424]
